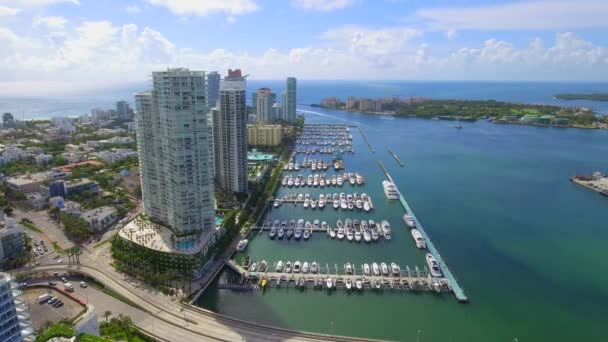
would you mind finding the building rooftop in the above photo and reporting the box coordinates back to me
[81,206,116,220]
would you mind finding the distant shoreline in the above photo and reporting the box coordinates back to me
[554,93,608,101]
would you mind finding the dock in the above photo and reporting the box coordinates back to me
[378,161,469,303]
[358,126,375,153]
[226,260,451,293]
[386,148,404,167]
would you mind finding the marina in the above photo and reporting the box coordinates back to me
[272,192,374,211]
[280,172,365,188]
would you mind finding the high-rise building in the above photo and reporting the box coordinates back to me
[116,101,133,121]
[281,77,297,123]
[248,124,283,146]
[255,88,274,123]
[212,69,248,194]
[0,272,34,342]
[135,68,215,235]
[206,71,220,108]
[2,113,15,128]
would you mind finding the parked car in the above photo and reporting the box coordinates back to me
[61,277,67,283]
[49,281,57,286]
[80,281,87,288]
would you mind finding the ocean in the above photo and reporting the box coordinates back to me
[2,81,608,119]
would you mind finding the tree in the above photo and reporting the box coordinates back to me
[103,310,112,323]
[3,207,13,216]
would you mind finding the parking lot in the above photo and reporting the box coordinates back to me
[24,287,85,329]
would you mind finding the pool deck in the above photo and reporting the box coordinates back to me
[378,160,469,303]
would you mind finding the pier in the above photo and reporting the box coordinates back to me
[358,126,375,153]
[378,160,469,302]
[386,148,404,167]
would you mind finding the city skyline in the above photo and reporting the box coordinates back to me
[1,0,608,96]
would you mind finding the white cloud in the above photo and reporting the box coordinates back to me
[417,0,608,31]
[445,29,456,40]
[322,25,421,57]
[292,0,354,11]
[0,0,79,8]
[146,0,257,16]
[0,27,19,42]
[33,16,67,31]
[125,5,140,14]
[0,5,20,16]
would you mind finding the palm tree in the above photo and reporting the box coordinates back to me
[103,310,112,323]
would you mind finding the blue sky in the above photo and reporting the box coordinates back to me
[1,0,608,95]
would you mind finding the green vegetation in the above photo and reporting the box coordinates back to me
[35,322,74,342]
[61,214,92,242]
[35,315,153,342]
[20,219,43,233]
[555,93,608,101]
[51,241,64,253]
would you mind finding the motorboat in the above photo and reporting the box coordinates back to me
[347,202,354,210]
[236,239,248,251]
[369,220,376,229]
[269,227,277,239]
[363,229,372,242]
[391,262,401,276]
[303,229,310,240]
[361,220,368,230]
[311,261,319,274]
[354,230,362,242]
[381,220,391,240]
[242,256,251,269]
[293,261,301,273]
[356,174,364,185]
[286,228,294,239]
[411,229,426,249]
[403,214,416,228]
[373,279,382,290]
[337,227,345,240]
[275,260,284,272]
[250,262,258,272]
[287,178,294,187]
[294,226,303,240]
[426,253,443,277]
[337,176,344,186]
[289,220,296,229]
[329,228,336,238]
[281,220,288,228]
[352,219,359,229]
[310,200,317,209]
[345,263,353,274]
[363,263,371,276]
[326,277,334,289]
[345,278,353,290]
[297,193,304,201]
[321,221,327,230]
[346,229,354,241]
[363,202,370,212]
[284,261,292,273]
[371,228,379,241]
[302,261,309,274]
[281,177,287,186]
[372,262,380,276]
[383,180,399,200]
[355,279,363,290]
[380,262,389,276]
[355,200,362,210]
[333,199,340,209]
[303,199,310,208]
[258,260,268,272]
[336,219,343,228]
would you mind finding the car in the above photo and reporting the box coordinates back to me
[53,255,60,259]
[86,240,92,245]
[49,281,57,286]
[61,277,67,283]
[34,261,40,265]
[48,297,57,304]
[56,259,62,263]
[34,242,39,247]
[53,271,59,276]
[56,302,64,307]
[52,301,63,307]
[80,281,87,288]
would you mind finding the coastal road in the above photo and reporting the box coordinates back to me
[14,263,381,342]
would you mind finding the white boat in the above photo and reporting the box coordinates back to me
[381,220,391,240]
[297,193,304,201]
[346,229,354,241]
[333,199,339,209]
[250,262,258,272]
[372,263,380,276]
[258,260,268,272]
[284,261,292,273]
[340,199,347,210]
[382,180,399,200]
[363,263,371,276]
[236,239,248,251]
[355,279,363,290]
[311,262,319,273]
[345,263,353,274]
[354,230,362,242]
[287,178,294,187]
[403,214,416,228]
[318,198,325,208]
[337,176,344,186]
[269,227,277,239]
[281,177,287,186]
[278,228,285,239]
[286,228,294,239]
[329,229,336,238]
[303,199,310,208]
[363,229,372,242]
[336,219,343,228]
[294,227,302,240]
[293,261,301,273]
[349,176,356,185]
[373,279,382,290]
[273,199,281,208]
[275,260,284,272]
[310,200,317,209]
[356,174,364,185]
[391,262,401,276]
[303,229,310,240]
[380,262,389,276]
[337,227,345,240]
[326,277,334,289]
[371,228,379,241]
[411,229,426,249]
[302,261,309,274]
[355,200,362,210]
[426,253,443,277]
[321,221,327,229]
[347,202,354,210]
[345,278,353,290]
[363,202,370,212]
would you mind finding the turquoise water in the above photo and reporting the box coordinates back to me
[248,150,276,161]
[215,217,224,226]
[198,105,608,341]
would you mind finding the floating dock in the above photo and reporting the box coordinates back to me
[358,127,375,153]
[386,148,404,167]
[378,160,469,303]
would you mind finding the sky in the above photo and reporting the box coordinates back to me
[1,0,608,96]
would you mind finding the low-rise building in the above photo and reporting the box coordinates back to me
[64,178,100,196]
[35,154,53,164]
[4,172,50,193]
[25,192,46,210]
[247,124,283,146]
[49,196,81,216]
[81,206,118,232]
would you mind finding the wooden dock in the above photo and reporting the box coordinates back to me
[357,126,375,153]
[386,148,404,167]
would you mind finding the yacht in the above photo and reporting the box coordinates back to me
[326,277,334,289]
[363,229,372,242]
[310,199,317,209]
[345,278,353,290]
[302,261,309,274]
[333,199,340,209]
[294,226,303,240]
[286,228,294,239]
[284,261,292,273]
[363,202,370,212]
[311,262,319,274]
[329,228,336,239]
[258,260,268,272]
[426,253,443,277]
[355,279,363,291]
[275,260,284,272]
[278,228,285,239]
[411,229,426,249]
[380,262,389,276]
[381,220,391,240]
[234,238,247,251]
[346,228,354,241]
[321,221,327,230]
[293,261,301,273]
[287,178,294,187]
[269,226,277,239]
[391,262,401,276]
[303,229,310,240]
[273,199,281,208]
[337,176,344,186]
[372,263,380,276]
[354,230,362,242]
[250,262,258,272]
[403,214,416,228]
[337,227,345,240]
[281,177,287,186]
[363,263,371,276]
[382,180,399,200]
[371,228,379,241]
[356,174,364,185]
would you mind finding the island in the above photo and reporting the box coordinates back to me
[554,93,608,101]
[316,96,608,129]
